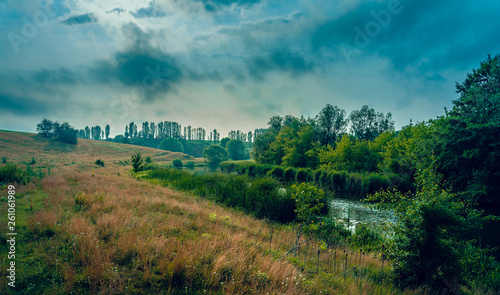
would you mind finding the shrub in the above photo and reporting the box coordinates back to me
[351,223,384,251]
[95,159,105,167]
[1,157,7,164]
[268,167,285,182]
[290,182,325,222]
[314,169,322,183]
[368,163,495,290]
[362,173,389,195]
[345,174,363,198]
[30,156,36,165]
[0,164,31,184]
[235,165,246,175]
[306,216,351,246]
[296,168,309,183]
[330,171,347,193]
[143,163,159,171]
[319,171,331,190]
[172,159,183,168]
[255,164,273,177]
[131,152,144,173]
[284,168,296,184]
[185,161,195,169]
[145,156,152,164]
[247,164,257,177]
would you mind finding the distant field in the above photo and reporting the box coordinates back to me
[0,131,203,173]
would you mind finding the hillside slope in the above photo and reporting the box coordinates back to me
[0,130,200,170]
[0,130,417,294]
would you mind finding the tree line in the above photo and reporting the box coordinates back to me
[252,54,500,207]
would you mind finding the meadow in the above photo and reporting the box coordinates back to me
[0,131,496,294]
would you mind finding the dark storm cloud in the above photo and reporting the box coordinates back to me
[130,2,166,18]
[246,49,315,80]
[88,23,221,101]
[0,74,73,116]
[0,92,50,115]
[311,0,500,71]
[61,12,97,25]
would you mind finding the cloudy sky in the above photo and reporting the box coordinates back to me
[1,0,500,137]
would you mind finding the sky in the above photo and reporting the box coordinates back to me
[1,0,500,138]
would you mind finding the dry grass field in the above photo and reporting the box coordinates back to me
[0,131,420,294]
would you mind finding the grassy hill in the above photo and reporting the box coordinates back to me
[0,130,201,171]
[0,131,421,294]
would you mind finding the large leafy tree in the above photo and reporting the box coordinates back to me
[203,145,228,169]
[226,139,245,160]
[36,118,53,137]
[251,130,277,163]
[349,105,394,140]
[435,54,500,204]
[159,138,184,153]
[315,104,348,146]
[282,125,320,168]
[36,119,77,144]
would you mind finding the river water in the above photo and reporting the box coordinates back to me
[329,198,500,260]
[328,198,397,235]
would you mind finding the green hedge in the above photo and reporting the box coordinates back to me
[219,161,413,200]
[148,168,296,223]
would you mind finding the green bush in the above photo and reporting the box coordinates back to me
[131,152,144,173]
[362,173,389,195]
[1,157,7,164]
[268,167,285,182]
[305,216,351,246]
[247,164,257,177]
[0,164,31,184]
[220,161,237,173]
[296,168,309,183]
[95,159,105,167]
[351,223,384,251]
[368,164,496,290]
[185,161,195,169]
[235,165,246,175]
[145,156,153,164]
[284,168,296,184]
[256,164,273,177]
[143,163,159,171]
[172,159,183,168]
[314,169,322,183]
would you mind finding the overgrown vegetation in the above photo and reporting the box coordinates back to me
[368,163,500,292]
[148,167,296,223]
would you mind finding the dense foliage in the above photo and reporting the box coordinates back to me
[203,145,229,169]
[36,118,78,144]
[368,163,499,291]
[148,168,296,223]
